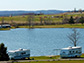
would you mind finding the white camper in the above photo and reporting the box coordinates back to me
[8,48,30,60]
[60,46,82,58]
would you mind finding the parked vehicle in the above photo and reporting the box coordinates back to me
[0,24,11,28]
[60,46,82,58]
[8,48,30,60]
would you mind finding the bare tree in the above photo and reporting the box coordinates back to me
[28,16,32,28]
[2,17,4,24]
[27,15,34,28]
[40,17,43,25]
[68,28,80,47]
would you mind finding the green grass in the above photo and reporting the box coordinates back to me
[18,24,84,28]
[81,54,84,58]
[29,54,84,60]
[30,55,60,60]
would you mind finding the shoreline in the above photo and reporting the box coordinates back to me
[0,24,84,30]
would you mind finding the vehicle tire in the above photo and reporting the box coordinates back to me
[75,55,77,58]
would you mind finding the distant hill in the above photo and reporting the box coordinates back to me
[0,10,67,16]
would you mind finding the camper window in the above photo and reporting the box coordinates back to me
[78,51,81,54]
[63,52,65,53]
[73,51,74,53]
[76,51,78,53]
[16,53,18,56]
[69,51,71,54]
[21,52,26,55]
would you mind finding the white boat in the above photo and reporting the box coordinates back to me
[60,46,82,58]
[8,48,30,60]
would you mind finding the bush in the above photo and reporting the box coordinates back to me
[69,16,74,24]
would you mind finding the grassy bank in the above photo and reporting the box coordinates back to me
[19,24,84,28]
[0,24,84,30]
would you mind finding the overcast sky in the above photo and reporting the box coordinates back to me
[0,0,84,11]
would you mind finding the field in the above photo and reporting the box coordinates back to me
[0,12,84,24]
[0,14,63,24]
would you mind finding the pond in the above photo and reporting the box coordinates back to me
[0,28,84,56]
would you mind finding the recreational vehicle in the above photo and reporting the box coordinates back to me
[60,46,82,58]
[8,48,30,60]
[0,24,11,28]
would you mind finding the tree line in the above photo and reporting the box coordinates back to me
[69,16,84,25]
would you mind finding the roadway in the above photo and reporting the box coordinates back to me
[1,58,84,63]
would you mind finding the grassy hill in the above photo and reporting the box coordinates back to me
[0,12,84,24]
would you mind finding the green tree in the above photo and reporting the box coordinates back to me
[69,16,74,24]
[79,16,84,25]
[0,43,9,61]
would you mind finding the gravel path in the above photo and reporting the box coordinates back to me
[1,58,84,63]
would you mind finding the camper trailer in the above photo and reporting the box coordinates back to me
[8,48,30,60]
[60,46,82,58]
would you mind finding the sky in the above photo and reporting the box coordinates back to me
[0,0,84,11]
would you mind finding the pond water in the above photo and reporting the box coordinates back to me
[0,28,84,56]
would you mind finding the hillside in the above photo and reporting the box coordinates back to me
[0,10,67,16]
